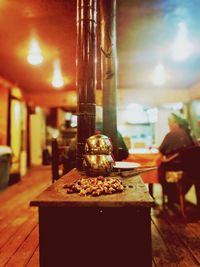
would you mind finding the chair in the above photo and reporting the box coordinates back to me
[164,170,186,216]
[179,145,200,211]
[51,138,68,183]
[162,145,200,216]
[51,138,59,182]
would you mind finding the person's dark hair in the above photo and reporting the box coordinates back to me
[171,113,195,144]
[171,113,189,131]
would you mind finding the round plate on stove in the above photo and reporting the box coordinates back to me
[113,161,140,170]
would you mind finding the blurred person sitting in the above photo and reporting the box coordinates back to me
[158,113,195,207]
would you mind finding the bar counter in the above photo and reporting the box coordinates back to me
[31,169,154,267]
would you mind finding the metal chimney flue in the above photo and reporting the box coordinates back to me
[76,0,97,170]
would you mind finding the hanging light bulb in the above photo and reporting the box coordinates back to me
[152,63,166,86]
[27,38,43,65]
[171,22,194,61]
[51,59,64,88]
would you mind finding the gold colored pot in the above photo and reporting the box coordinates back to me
[85,134,112,155]
[83,154,114,176]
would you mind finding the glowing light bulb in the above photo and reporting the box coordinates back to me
[152,63,166,86]
[171,22,194,61]
[27,38,43,65]
[52,60,64,88]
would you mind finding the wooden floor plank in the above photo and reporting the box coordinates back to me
[152,259,157,267]
[186,221,200,238]
[152,212,198,267]
[0,167,51,230]
[0,205,36,235]
[0,214,38,266]
[151,221,178,267]
[0,209,36,249]
[163,211,200,265]
[5,226,39,267]
[0,166,51,267]
[0,168,51,217]
[26,247,39,267]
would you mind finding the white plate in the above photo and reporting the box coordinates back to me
[113,161,140,170]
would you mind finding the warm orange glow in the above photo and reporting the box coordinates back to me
[27,38,44,65]
[11,86,22,99]
[51,59,64,88]
[11,100,21,169]
[0,0,7,10]
[67,91,77,105]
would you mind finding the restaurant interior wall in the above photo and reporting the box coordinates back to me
[20,102,28,176]
[188,100,200,141]
[10,99,23,176]
[0,80,9,145]
[30,107,46,166]
[25,90,77,109]
[9,86,29,180]
[45,107,77,146]
[46,108,59,129]
[0,83,29,184]
[117,100,192,150]
[117,88,190,107]
[154,108,172,146]
[57,108,69,130]
[117,107,154,149]
[190,82,200,100]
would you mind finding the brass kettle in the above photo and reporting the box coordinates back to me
[83,134,114,176]
[84,134,113,155]
[83,154,114,176]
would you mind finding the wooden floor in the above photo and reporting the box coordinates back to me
[0,166,200,267]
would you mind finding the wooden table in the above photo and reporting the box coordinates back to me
[30,169,154,267]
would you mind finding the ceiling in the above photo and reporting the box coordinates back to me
[0,0,200,105]
[0,0,76,93]
[117,0,200,91]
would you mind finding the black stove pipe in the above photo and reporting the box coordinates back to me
[76,0,97,169]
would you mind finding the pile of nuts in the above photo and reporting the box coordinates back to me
[63,176,124,196]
